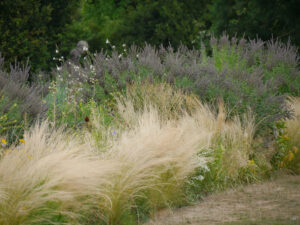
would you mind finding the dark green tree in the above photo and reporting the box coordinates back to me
[72,0,211,50]
[209,0,300,47]
[64,0,128,52]
[113,0,211,48]
[0,0,81,73]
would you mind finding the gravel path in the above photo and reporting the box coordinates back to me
[145,175,300,225]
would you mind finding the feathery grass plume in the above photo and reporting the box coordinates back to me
[80,84,213,224]
[98,106,212,224]
[285,97,300,173]
[216,99,226,132]
[115,82,256,180]
[0,121,117,225]
[115,82,200,126]
[219,112,256,177]
[83,104,118,152]
[286,97,300,147]
[0,81,257,224]
[187,102,256,195]
[202,100,256,179]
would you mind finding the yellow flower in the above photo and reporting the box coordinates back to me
[288,151,294,161]
[293,146,299,154]
[27,155,33,160]
[282,135,290,141]
[248,160,255,166]
[19,139,25,144]
[1,139,7,145]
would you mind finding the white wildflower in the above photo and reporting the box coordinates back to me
[202,165,210,172]
[194,175,204,181]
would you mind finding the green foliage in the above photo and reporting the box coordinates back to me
[175,37,297,132]
[271,121,300,173]
[271,121,290,168]
[0,57,47,144]
[0,0,81,72]
[70,0,211,51]
[45,77,116,130]
[0,94,23,144]
[2,0,300,74]
[1,1,300,222]
[209,0,300,48]
[113,0,208,48]
[264,63,300,95]
[186,139,260,198]
[65,0,300,54]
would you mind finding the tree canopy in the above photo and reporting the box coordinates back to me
[1,0,299,73]
[0,0,80,72]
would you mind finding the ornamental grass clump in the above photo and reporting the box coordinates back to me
[110,83,257,204]
[216,107,256,179]
[0,90,214,224]
[187,100,257,194]
[0,122,118,225]
[98,107,212,224]
[286,97,300,148]
[284,97,300,173]
[0,81,259,224]
[82,84,214,223]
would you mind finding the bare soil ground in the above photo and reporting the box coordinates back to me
[145,175,300,225]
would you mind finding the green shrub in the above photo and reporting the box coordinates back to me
[209,0,300,49]
[0,57,47,143]
[0,94,24,144]
[0,0,81,72]
[272,97,300,174]
[53,35,299,133]
[45,72,116,130]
